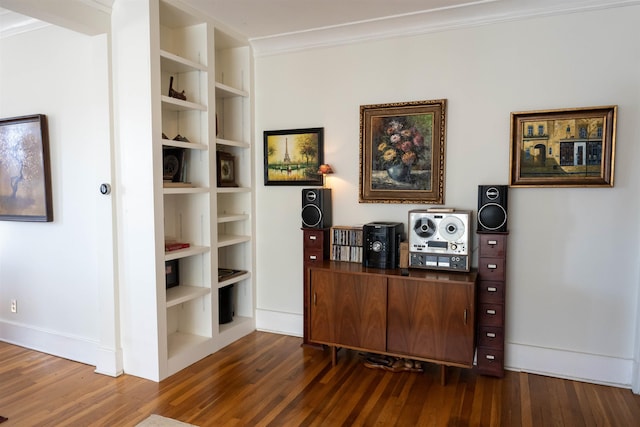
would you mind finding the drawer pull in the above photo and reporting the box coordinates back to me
[488,240,497,246]
[487,287,497,292]
[309,255,317,260]
[313,292,317,306]
[309,235,317,240]
[486,332,496,338]
[487,264,497,269]
[485,354,496,360]
[486,309,496,315]
[464,309,468,324]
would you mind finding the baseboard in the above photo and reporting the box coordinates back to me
[255,309,303,337]
[94,345,124,377]
[254,312,634,389]
[0,320,97,367]
[506,342,633,389]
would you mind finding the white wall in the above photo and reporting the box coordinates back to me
[0,25,111,365]
[254,6,640,387]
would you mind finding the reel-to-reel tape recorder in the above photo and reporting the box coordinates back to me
[408,209,471,272]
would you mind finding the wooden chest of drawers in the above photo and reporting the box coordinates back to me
[476,233,507,377]
[302,228,330,345]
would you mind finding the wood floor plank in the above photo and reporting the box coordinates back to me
[1,332,640,426]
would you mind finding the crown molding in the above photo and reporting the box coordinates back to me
[250,0,640,57]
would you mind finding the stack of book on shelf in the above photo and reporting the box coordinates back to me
[330,225,364,263]
[165,240,190,252]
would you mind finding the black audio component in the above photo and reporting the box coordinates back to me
[301,188,332,228]
[477,185,508,233]
[363,222,404,269]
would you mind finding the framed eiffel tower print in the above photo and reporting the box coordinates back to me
[263,127,324,186]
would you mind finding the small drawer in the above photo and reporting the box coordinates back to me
[304,249,325,265]
[303,229,327,250]
[477,325,504,348]
[478,234,507,258]
[476,347,504,377]
[478,257,505,280]
[478,303,504,326]
[477,280,505,304]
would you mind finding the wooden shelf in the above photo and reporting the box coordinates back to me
[166,285,210,308]
[161,95,206,112]
[217,234,251,248]
[160,49,206,73]
[215,82,248,98]
[218,213,250,223]
[164,245,209,261]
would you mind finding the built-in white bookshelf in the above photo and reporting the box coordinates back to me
[113,0,254,382]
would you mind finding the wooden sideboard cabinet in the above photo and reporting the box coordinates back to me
[302,228,330,345]
[476,233,508,377]
[307,260,477,382]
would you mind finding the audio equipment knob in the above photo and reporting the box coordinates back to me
[372,241,383,252]
[451,243,457,250]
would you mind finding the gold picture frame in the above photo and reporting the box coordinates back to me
[217,151,237,187]
[509,105,617,187]
[359,99,446,204]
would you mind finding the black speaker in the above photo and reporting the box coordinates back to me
[477,185,508,233]
[301,188,332,228]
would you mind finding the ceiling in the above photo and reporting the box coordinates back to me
[1,0,637,54]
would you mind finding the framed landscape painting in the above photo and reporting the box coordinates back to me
[264,127,324,186]
[359,99,446,204]
[0,114,53,221]
[509,105,617,187]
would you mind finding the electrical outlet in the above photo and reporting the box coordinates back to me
[10,299,17,313]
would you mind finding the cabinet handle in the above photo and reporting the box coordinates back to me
[463,309,468,324]
[486,332,496,338]
[309,235,317,240]
[309,255,317,260]
[485,354,496,360]
[486,309,496,315]
[488,240,497,246]
[487,264,497,270]
[313,292,317,306]
[487,287,497,292]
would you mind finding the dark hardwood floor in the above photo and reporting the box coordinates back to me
[1,331,639,426]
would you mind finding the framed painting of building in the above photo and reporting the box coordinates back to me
[263,127,324,186]
[509,106,617,187]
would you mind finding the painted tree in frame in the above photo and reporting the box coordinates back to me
[264,127,324,186]
[0,114,53,221]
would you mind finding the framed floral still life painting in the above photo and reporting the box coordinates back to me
[510,105,617,187]
[0,114,53,222]
[359,99,446,204]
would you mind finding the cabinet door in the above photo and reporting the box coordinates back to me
[309,269,386,351]
[387,278,475,365]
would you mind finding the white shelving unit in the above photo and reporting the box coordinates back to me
[113,0,254,382]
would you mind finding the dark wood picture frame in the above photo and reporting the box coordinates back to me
[0,114,53,222]
[359,100,446,204]
[217,151,237,187]
[509,105,617,187]
[263,127,324,186]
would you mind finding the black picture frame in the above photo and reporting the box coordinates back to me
[0,114,53,222]
[263,127,324,186]
[163,147,186,182]
[217,151,237,187]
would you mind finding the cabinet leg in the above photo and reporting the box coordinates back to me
[440,365,447,386]
[331,346,338,367]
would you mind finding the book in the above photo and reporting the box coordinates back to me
[165,242,190,251]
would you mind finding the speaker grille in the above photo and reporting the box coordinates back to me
[478,203,507,231]
[302,204,322,227]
